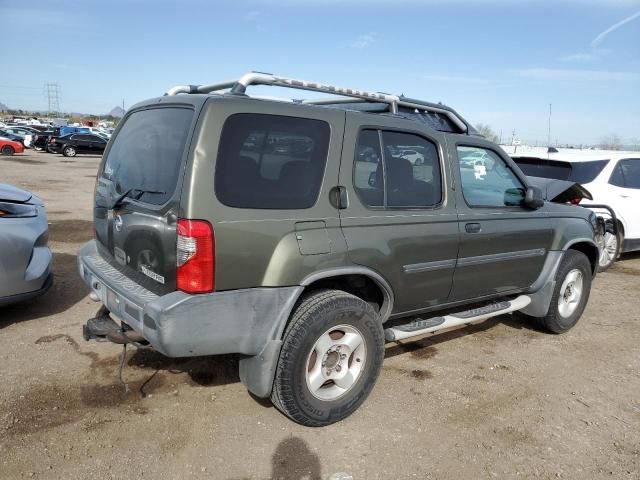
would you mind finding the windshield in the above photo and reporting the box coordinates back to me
[101,107,193,205]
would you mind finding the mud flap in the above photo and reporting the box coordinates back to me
[239,340,283,398]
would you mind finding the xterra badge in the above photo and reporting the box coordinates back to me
[141,265,165,284]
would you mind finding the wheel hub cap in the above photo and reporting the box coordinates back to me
[558,269,584,318]
[306,325,367,401]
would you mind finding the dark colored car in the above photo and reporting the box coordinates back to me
[78,72,600,426]
[47,133,108,157]
[31,128,61,151]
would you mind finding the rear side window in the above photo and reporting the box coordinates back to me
[102,107,193,205]
[215,114,330,209]
[610,159,640,189]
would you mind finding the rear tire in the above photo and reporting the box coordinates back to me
[271,289,385,426]
[1,145,15,156]
[62,146,76,157]
[537,250,592,334]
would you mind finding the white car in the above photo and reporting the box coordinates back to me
[513,152,640,270]
[399,149,425,165]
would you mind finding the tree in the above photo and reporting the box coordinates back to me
[630,137,640,152]
[599,133,622,150]
[475,123,500,144]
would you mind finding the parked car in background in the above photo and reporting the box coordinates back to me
[2,126,43,148]
[0,137,25,155]
[512,153,640,270]
[399,149,425,165]
[0,184,52,306]
[47,133,108,157]
[0,129,26,146]
[31,128,61,151]
[59,126,91,137]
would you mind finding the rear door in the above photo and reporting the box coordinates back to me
[339,112,459,314]
[450,139,554,301]
[71,134,89,153]
[94,106,197,294]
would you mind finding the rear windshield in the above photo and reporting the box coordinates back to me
[513,158,608,184]
[214,113,330,209]
[101,107,193,205]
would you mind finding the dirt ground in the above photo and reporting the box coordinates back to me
[1,151,639,480]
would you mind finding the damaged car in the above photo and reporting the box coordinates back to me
[0,184,53,306]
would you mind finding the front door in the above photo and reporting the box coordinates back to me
[339,112,459,314]
[450,140,554,301]
[608,157,640,243]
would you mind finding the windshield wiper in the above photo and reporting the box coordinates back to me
[110,188,166,209]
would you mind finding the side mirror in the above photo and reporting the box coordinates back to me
[524,186,544,209]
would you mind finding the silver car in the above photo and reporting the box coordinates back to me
[0,184,53,306]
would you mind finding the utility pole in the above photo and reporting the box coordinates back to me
[547,103,552,147]
[122,98,125,114]
[45,83,60,117]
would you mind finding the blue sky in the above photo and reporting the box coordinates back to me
[1,0,639,145]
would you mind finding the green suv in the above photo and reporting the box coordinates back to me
[79,72,599,426]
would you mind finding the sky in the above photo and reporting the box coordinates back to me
[1,0,639,145]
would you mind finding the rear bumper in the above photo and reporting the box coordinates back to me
[77,240,302,358]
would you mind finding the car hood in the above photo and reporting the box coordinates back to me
[0,183,33,203]
[527,176,593,203]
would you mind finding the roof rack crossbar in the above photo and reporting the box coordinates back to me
[164,72,467,132]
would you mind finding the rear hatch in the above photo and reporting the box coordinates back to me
[94,106,196,295]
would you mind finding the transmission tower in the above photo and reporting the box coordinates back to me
[45,83,60,116]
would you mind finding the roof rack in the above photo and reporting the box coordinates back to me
[165,72,469,133]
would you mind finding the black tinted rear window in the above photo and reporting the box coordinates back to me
[513,158,608,184]
[101,107,193,205]
[215,114,330,209]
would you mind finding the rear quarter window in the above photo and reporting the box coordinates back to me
[214,113,330,209]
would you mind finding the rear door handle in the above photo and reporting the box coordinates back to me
[465,222,482,233]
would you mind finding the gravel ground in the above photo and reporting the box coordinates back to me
[1,151,639,480]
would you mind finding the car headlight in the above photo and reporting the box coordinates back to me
[0,202,38,218]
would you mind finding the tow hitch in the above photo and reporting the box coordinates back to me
[83,306,150,392]
[82,306,146,345]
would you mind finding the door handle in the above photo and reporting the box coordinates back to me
[465,222,481,234]
[620,194,630,198]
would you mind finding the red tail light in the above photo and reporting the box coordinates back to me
[50,138,56,144]
[176,219,215,293]
[568,196,582,205]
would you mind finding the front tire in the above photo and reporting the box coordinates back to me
[1,145,15,156]
[271,289,385,426]
[597,230,621,272]
[538,250,592,334]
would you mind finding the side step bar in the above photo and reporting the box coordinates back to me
[384,295,531,342]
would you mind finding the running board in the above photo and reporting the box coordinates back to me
[384,295,531,342]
